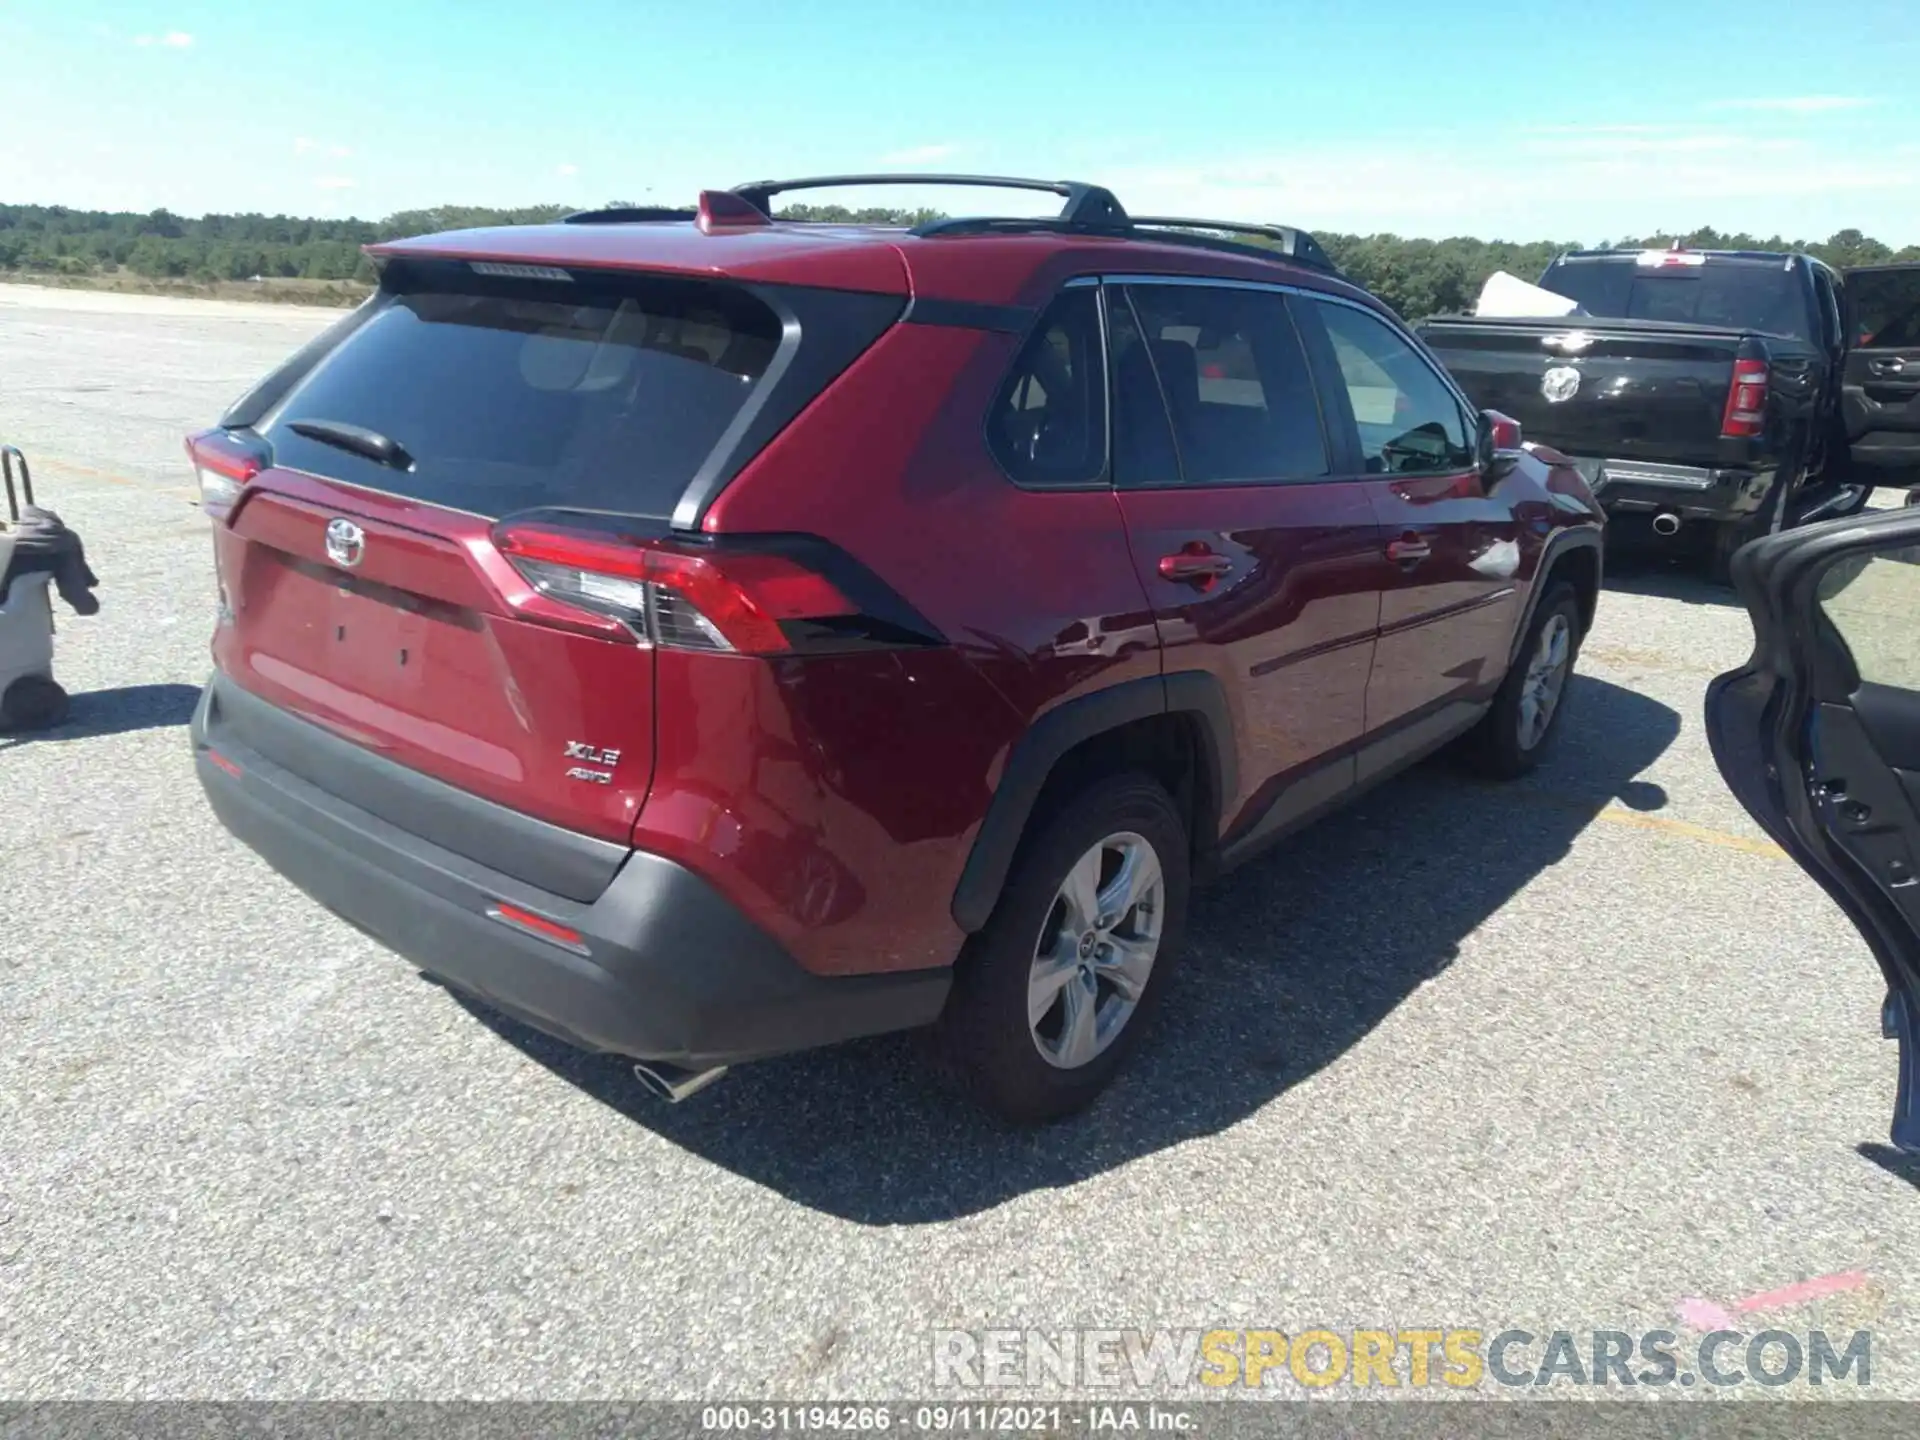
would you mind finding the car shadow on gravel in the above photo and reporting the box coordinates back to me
[1601,547,1743,610]
[458,672,1680,1224]
[0,680,200,747]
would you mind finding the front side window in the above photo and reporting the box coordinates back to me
[987,288,1107,488]
[1308,300,1474,476]
[1818,544,1920,691]
[1118,283,1330,486]
[1850,268,1920,350]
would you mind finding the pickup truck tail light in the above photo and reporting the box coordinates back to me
[1721,358,1769,438]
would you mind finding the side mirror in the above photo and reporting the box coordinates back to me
[1476,410,1523,476]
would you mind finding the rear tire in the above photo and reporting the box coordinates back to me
[936,774,1189,1125]
[1710,519,1757,586]
[0,675,68,732]
[1462,584,1582,780]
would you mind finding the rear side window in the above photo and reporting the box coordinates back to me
[1850,269,1920,349]
[1543,258,1815,341]
[260,267,784,519]
[1307,300,1473,475]
[1119,284,1330,485]
[988,288,1107,488]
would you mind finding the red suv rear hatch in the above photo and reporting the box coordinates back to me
[200,249,904,859]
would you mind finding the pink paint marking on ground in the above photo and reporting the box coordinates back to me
[1676,1270,1869,1331]
[1675,1298,1739,1331]
[1731,1270,1869,1313]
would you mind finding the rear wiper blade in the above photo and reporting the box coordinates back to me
[288,418,415,471]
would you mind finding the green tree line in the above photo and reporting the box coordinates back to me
[3,200,1915,318]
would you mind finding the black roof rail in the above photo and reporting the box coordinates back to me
[555,176,1340,277]
[563,205,697,225]
[910,214,1341,276]
[1129,216,1339,273]
[727,173,1129,228]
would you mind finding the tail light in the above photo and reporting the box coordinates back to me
[186,430,265,521]
[1721,358,1769,438]
[492,522,863,655]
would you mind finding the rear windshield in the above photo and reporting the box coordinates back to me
[1541,258,1814,341]
[260,265,783,519]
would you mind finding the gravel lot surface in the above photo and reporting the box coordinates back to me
[2,282,1915,1402]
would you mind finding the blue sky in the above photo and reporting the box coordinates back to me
[3,0,1917,242]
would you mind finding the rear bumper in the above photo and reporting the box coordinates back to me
[1584,459,1775,525]
[191,676,950,1068]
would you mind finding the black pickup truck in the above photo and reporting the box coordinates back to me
[1418,249,1920,575]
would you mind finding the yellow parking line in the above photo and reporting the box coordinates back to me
[35,455,143,487]
[1593,805,1787,859]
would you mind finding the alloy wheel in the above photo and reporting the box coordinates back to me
[1026,831,1165,1070]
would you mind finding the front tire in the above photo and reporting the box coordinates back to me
[1463,583,1582,780]
[937,774,1189,1124]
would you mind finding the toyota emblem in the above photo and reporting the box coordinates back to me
[325,518,366,568]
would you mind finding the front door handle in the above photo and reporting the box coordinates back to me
[1157,545,1235,587]
[1386,534,1432,567]
[1868,356,1907,377]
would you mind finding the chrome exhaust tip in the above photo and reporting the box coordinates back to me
[1651,512,1682,537]
[632,1060,729,1103]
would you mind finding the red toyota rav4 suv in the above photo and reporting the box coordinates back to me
[189,176,1603,1122]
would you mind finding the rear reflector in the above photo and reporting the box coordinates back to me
[492,522,856,654]
[486,902,589,955]
[186,430,265,521]
[1722,358,1769,438]
[205,749,244,779]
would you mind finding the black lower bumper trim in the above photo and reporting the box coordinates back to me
[192,676,950,1068]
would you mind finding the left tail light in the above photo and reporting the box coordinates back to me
[186,430,265,521]
[492,521,904,655]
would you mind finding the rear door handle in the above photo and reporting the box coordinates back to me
[1157,546,1235,586]
[1868,357,1907,377]
[1386,534,1432,566]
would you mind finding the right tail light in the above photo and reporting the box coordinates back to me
[491,522,867,655]
[1721,358,1769,439]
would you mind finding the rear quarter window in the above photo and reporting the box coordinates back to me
[260,266,783,520]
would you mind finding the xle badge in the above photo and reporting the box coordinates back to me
[564,740,622,786]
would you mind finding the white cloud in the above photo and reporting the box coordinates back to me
[1098,128,1920,242]
[878,143,961,166]
[134,31,193,48]
[557,162,579,177]
[313,175,357,190]
[1708,96,1875,114]
[1522,123,1674,136]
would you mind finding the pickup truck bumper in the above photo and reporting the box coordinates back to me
[1576,458,1777,525]
[1576,459,1867,532]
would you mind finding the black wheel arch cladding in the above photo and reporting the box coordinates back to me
[950,672,1233,934]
